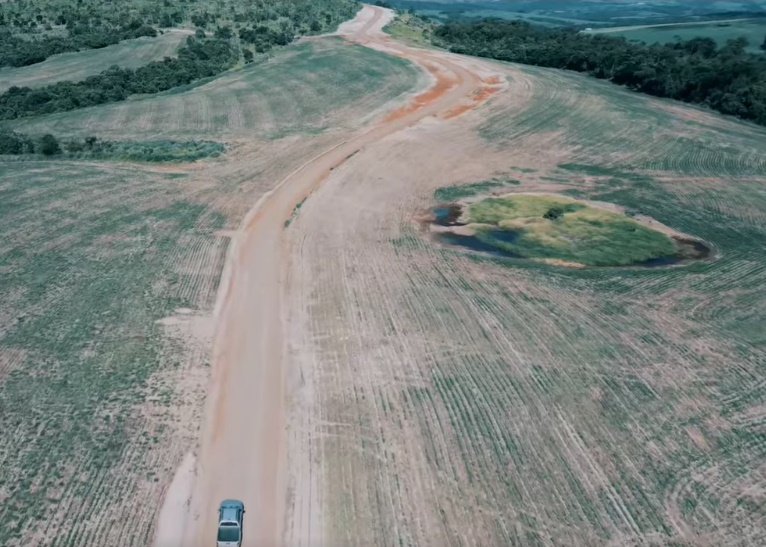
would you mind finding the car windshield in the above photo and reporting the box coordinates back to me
[217,522,240,542]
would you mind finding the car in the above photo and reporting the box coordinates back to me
[216,499,245,547]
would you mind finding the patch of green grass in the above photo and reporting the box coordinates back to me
[466,194,676,266]
[383,12,433,45]
[434,178,520,201]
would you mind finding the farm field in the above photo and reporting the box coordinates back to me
[0,32,189,93]
[589,18,766,53]
[281,20,766,546]
[388,0,766,27]
[11,37,419,140]
[4,4,766,547]
[0,33,420,546]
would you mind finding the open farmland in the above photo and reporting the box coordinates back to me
[4,4,766,547]
[389,0,766,26]
[11,38,419,140]
[588,18,766,53]
[282,41,766,545]
[0,33,419,546]
[0,32,189,93]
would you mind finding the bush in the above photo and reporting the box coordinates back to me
[37,134,61,155]
[0,130,35,154]
[0,130,224,162]
[543,206,564,220]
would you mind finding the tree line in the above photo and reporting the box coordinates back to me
[433,19,766,126]
[1,22,157,68]
[0,33,237,120]
[0,0,359,120]
[0,129,224,162]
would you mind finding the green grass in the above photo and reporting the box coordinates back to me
[433,177,519,201]
[0,32,187,93]
[383,12,433,45]
[465,194,676,266]
[10,37,419,141]
[0,159,227,545]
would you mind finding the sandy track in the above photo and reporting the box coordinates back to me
[163,6,502,547]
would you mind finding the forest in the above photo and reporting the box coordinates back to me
[433,19,766,125]
[0,0,357,67]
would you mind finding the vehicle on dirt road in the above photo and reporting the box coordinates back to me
[216,499,245,547]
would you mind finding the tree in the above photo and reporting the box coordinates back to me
[37,134,61,155]
[544,207,564,220]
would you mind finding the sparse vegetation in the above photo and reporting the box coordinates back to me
[383,11,433,45]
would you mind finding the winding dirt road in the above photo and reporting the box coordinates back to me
[167,6,501,546]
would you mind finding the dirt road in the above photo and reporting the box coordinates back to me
[158,5,502,547]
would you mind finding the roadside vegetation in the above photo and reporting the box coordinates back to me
[383,11,432,45]
[0,130,224,162]
[432,19,766,126]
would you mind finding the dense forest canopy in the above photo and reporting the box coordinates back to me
[433,19,766,125]
[0,0,358,67]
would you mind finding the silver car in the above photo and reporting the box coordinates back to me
[216,499,245,547]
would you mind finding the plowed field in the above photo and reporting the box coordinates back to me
[0,31,419,547]
[281,19,766,547]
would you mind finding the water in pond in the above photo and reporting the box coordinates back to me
[484,229,520,244]
[433,204,465,226]
[436,232,521,258]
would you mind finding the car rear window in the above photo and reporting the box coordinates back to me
[217,523,240,542]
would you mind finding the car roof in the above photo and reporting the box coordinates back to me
[219,499,244,510]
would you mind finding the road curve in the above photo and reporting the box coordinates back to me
[171,6,496,546]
